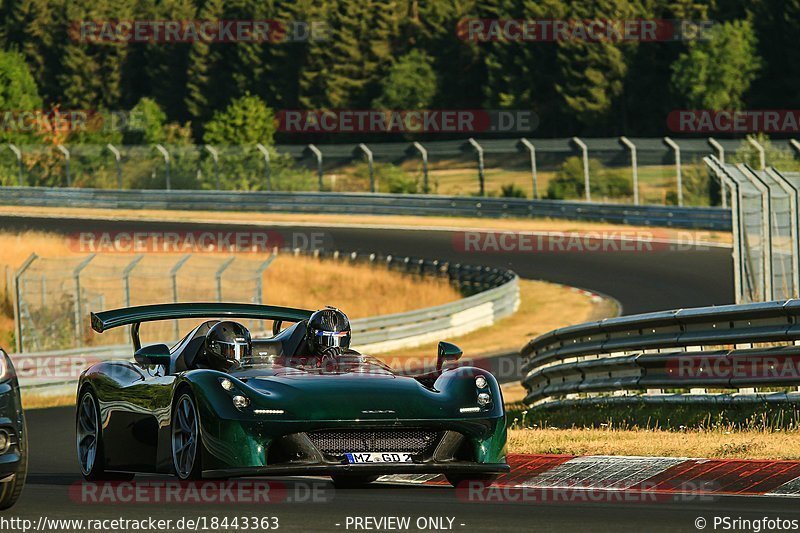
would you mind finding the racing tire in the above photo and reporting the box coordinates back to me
[76,388,135,481]
[172,390,203,481]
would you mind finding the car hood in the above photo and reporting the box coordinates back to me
[228,365,457,420]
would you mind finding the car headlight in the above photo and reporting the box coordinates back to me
[477,392,491,406]
[232,395,250,409]
[220,378,234,391]
[475,375,488,389]
[0,429,9,454]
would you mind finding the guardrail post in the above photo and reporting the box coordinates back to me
[215,257,236,302]
[155,144,171,190]
[8,144,23,186]
[412,142,429,193]
[256,143,272,191]
[13,253,37,353]
[106,144,123,189]
[204,145,220,190]
[747,136,766,170]
[467,138,485,196]
[308,144,323,191]
[170,254,191,340]
[664,137,683,206]
[358,143,375,192]
[73,254,96,347]
[519,138,538,199]
[708,138,726,208]
[571,137,591,201]
[56,144,71,187]
[619,136,639,205]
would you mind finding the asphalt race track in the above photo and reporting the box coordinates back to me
[5,214,779,532]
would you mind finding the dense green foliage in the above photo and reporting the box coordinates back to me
[0,0,783,142]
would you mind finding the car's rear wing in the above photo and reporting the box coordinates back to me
[91,303,313,350]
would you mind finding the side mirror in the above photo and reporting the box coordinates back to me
[134,344,171,367]
[437,341,462,371]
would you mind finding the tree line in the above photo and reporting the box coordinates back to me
[0,0,790,145]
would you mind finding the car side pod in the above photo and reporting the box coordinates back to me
[0,349,27,510]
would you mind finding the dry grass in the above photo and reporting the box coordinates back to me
[507,427,800,460]
[0,230,461,348]
[0,206,732,245]
[380,279,618,367]
[261,255,460,319]
[20,391,76,410]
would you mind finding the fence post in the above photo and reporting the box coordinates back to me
[619,136,639,205]
[56,144,71,187]
[708,138,726,208]
[738,164,773,301]
[204,145,220,190]
[122,255,144,307]
[571,137,590,201]
[358,143,375,192]
[467,138,485,196]
[705,157,743,303]
[747,136,766,170]
[767,168,800,298]
[106,144,123,189]
[170,254,192,340]
[519,138,538,199]
[72,254,96,347]
[8,144,23,186]
[308,144,323,191]
[215,257,236,302]
[155,144,171,190]
[256,143,271,191]
[412,142,429,193]
[664,137,683,206]
[13,253,38,353]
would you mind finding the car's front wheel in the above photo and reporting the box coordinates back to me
[172,391,202,480]
[445,474,497,488]
[76,389,134,481]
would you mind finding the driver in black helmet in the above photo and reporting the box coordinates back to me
[301,307,357,367]
[201,320,252,372]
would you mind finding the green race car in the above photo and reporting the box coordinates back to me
[76,303,509,487]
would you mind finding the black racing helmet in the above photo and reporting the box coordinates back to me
[205,321,252,369]
[307,307,351,355]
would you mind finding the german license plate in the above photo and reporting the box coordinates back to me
[345,452,413,463]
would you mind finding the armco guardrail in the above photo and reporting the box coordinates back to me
[0,186,731,230]
[9,250,519,391]
[520,299,800,406]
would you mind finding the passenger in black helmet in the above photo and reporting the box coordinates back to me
[201,321,252,371]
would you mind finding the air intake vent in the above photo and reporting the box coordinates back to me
[306,429,440,455]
